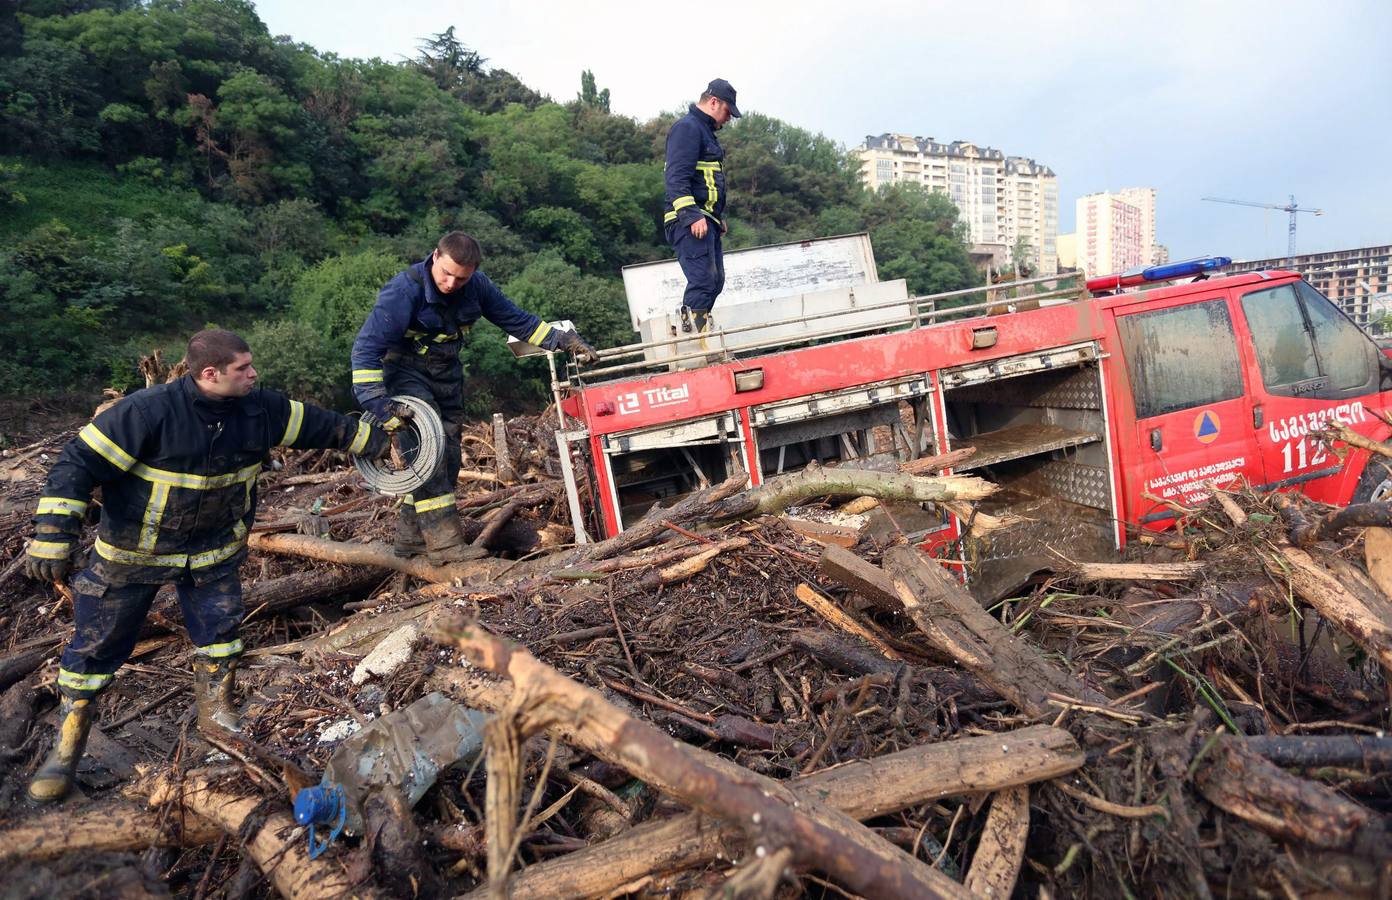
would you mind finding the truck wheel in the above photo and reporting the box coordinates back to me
[1351,453,1392,504]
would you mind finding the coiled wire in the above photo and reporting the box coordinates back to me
[353,395,446,496]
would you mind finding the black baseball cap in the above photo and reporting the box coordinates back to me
[706,78,742,117]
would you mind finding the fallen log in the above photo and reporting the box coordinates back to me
[884,545,1108,717]
[430,665,1080,900]
[710,466,996,521]
[963,785,1029,899]
[0,802,222,862]
[430,615,972,899]
[899,447,978,476]
[817,543,906,613]
[145,769,378,900]
[248,532,506,583]
[1290,500,1392,546]
[1194,737,1392,857]
[794,583,902,661]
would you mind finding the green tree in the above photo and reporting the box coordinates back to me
[577,70,609,113]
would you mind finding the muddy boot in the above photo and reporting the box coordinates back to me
[28,694,96,803]
[392,503,427,559]
[193,654,242,734]
[419,511,487,564]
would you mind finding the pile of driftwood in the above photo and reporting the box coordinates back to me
[1,411,1391,899]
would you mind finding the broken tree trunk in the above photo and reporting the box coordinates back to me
[710,465,996,520]
[1194,737,1392,857]
[963,785,1029,899]
[145,769,379,899]
[0,802,222,862]
[884,545,1108,717]
[1243,734,1392,771]
[430,665,1080,900]
[430,615,973,899]
[248,532,507,583]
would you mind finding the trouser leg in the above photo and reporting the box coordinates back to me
[36,570,157,801]
[179,570,244,734]
[673,226,722,331]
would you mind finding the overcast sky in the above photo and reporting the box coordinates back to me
[254,0,1390,263]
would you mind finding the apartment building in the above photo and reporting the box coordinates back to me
[857,134,1057,275]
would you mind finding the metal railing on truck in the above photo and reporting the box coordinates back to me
[564,271,1085,386]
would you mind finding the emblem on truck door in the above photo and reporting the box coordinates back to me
[1194,410,1221,445]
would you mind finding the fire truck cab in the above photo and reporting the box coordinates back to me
[547,235,1392,596]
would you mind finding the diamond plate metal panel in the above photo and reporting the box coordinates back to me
[945,364,1101,410]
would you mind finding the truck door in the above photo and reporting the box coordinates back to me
[1112,295,1265,527]
[1233,278,1389,501]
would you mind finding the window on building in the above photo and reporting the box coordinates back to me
[1117,300,1244,418]
[1240,282,1379,397]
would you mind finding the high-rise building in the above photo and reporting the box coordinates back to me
[1075,188,1164,277]
[856,134,1057,275]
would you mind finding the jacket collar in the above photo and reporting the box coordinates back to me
[418,253,450,307]
[179,374,244,418]
[688,103,717,132]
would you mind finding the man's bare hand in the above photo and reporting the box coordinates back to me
[690,217,708,239]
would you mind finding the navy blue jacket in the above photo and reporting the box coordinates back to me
[351,254,562,407]
[664,105,727,230]
[32,377,370,585]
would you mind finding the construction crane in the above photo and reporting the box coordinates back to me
[1201,195,1324,257]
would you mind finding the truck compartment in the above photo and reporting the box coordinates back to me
[938,345,1119,599]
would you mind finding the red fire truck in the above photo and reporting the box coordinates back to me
[541,236,1392,597]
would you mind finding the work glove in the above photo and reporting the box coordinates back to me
[364,398,413,432]
[24,522,81,583]
[360,421,395,460]
[559,330,600,366]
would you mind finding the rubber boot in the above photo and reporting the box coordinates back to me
[419,511,487,564]
[28,694,96,803]
[193,655,242,734]
[393,502,427,559]
[678,305,711,334]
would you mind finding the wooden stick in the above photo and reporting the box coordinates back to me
[430,615,971,899]
[794,583,902,661]
[884,546,1107,717]
[248,532,506,583]
[1067,560,1205,581]
[964,785,1029,898]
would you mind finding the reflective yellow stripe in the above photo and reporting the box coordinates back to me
[702,166,718,213]
[57,669,113,691]
[671,195,696,210]
[352,369,384,384]
[138,483,170,552]
[527,321,552,346]
[36,497,88,517]
[664,211,678,223]
[28,540,72,559]
[348,421,371,455]
[95,520,248,570]
[79,423,136,471]
[130,461,261,490]
[279,400,304,446]
[195,639,244,658]
[382,417,402,431]
[413,494,455,514]
[694,161,722,170]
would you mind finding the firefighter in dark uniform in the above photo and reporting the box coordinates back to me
[22,329,391,802]
[664,78,741,334]
[351,231,599,564]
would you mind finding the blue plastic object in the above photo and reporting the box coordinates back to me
[294,782,347,859]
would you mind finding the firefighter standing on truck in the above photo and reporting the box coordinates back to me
[21,329,392,802]
[664,78,741,334]
[351,231,599,564]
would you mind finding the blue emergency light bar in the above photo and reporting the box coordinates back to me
[1086,256,1231,292]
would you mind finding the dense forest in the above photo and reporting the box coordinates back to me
[0,0,979,415]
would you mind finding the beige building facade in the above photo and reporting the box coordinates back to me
[857,134,1058,275]
[1227,244,1392,325]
